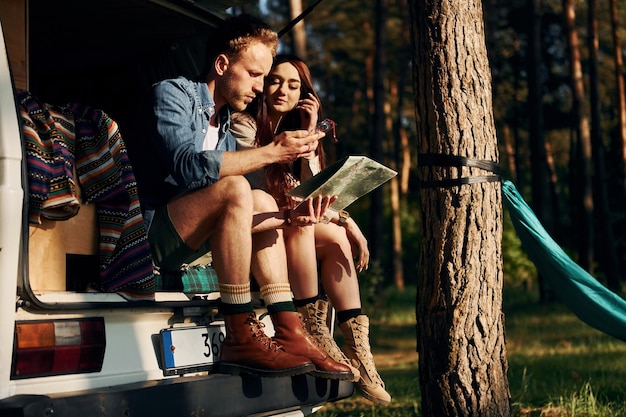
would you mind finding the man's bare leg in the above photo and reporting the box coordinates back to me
[168,177,314,377]
[168,176,252,285]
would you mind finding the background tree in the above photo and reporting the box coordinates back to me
[287,0,307,59]
[526,0,556,301]
[409,0,510,415]
[611,0,626,192]
[369,0,388,266]
[587,0,620,290]
[260,0,625,302]
[562,0,594,273]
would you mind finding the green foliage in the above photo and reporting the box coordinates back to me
[502,206,538,290]
[258,0,626,293]
[358,259,386,308]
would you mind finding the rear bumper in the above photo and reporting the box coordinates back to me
[0,373,353,417]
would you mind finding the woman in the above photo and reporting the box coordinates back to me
[231,54,390,406]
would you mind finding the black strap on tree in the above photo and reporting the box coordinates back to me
[418,153,501,188]
[278,0,324,38]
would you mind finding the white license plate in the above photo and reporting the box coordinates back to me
[160,324,225,376]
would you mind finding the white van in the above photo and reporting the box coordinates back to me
[0,1,352,416]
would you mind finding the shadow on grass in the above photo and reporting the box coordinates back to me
[323,286,626,416]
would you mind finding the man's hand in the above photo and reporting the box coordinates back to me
[271,130,324,162]
[289,195,337,226]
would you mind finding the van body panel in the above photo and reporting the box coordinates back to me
[0,18,24,400]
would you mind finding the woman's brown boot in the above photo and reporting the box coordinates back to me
[340,315,391,405]
[217,311,315,377]
[297,300,360,382]
[271,310,354,381]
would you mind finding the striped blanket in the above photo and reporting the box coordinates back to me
[18,90,155,299]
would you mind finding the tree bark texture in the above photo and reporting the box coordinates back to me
[408,0,511,416]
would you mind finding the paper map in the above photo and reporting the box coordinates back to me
[287,156,397,211]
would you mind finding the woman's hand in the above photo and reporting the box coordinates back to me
[297,92,320,132]
[344,219,370,272]
[289,195,337,226]
[296,93,321,160]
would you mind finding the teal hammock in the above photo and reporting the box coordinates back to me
[502,180,626,342]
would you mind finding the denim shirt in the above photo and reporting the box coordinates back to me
[139,76,234,230]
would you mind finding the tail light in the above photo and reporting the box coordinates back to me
[12,318,106,379]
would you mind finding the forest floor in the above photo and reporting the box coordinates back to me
[316,285,626,417]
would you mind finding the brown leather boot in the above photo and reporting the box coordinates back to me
[271,311,354,381]
[217,311,315,378]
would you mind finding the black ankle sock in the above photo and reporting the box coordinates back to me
[220,301,253,315]
[337,308,361,324]
[293,295,322,308]
[266,301,296,314]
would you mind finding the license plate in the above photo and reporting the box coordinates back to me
[160,324,225,376]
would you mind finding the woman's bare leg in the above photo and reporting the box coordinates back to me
[314,222,361,311]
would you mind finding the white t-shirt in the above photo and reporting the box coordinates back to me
[202,124,220,151]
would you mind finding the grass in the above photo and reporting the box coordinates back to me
[315,285,626,417]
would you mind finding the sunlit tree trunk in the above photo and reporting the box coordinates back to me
[502,124,517,182]
[562,0,594,272]
[389,80,404,291]
[545,141,561,238]
[389,7,411,291]
[288,0,307,59]
[369,0,387,266]
[610,0,626,192]
[587,0,620,290]
[408,0,511,415]
[528,0,556,301]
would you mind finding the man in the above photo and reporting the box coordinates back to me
[137,14,352,380]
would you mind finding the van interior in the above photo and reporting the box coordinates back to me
[1,0,245,302]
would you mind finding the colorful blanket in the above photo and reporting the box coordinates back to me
[18,90,155,299]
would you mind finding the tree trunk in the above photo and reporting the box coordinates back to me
[610,0,626,192]
[609,0,626,281]
[527,0,551,230]
[562,0,594,272]
[408,0,511,415]
[369,0,387,264]
[288,0,307,59]
[587,0,621,290]
[502,124,517,183]
[390,78,404,291]
[527,0,557,301]
[390,10,411,291]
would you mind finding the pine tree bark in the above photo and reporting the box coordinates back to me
[408,0,511,415]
